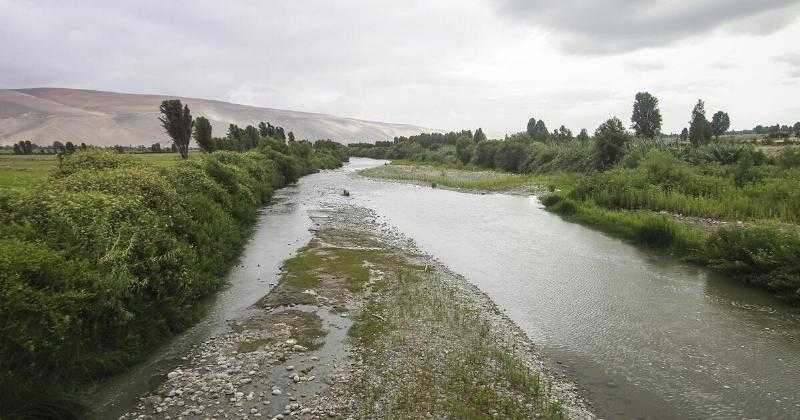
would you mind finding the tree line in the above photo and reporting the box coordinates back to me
[348,92,747,172]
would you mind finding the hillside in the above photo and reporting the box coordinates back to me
[0,88,430,146]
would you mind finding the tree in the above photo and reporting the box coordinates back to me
[52,141,65,154]
[287,131,295,142]
[576,128,589,142]
[12,143,21,154]
[471,140,498,167]
[455,135,474,164]
[159,99,193,159]
[532,120,549,141]
[593,117,631,169]
[710,111,731,140]
[688,100,712,146]
[526,117,537,137]
[193,116,214,152]
[680,127,689,142]
[631,92,662,139]
[64,141,76,154]
[553,125,573,143]
[473,127,487,143]
[150,143,162,153]
[494,141,527,172]
[793,122,800,137]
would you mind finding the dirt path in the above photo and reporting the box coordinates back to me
[121,204,594,420]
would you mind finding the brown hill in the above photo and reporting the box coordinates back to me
[0,88,430,146]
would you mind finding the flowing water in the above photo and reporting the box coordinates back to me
[92,158,800,419]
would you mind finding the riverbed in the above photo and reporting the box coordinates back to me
[92,158,800,419]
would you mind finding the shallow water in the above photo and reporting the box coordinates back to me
[91,158,800,420]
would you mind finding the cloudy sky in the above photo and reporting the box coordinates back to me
[2,0,799,136]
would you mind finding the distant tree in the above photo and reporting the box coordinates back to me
[793,122,800,137]
[24,141,34,154]
[593,117,631,169]
[52,141,65,154]
[12,143,21,154]
[64,141,76,154]
[455,135,474,164]
[159,99,193,159]
[688,100,712,146]
[631,92,662,139]
[277,127,286,141]
[245,125,260,149]
[471,140,498,167]
[80,143,87,151]
[287,131,295,142]
[150,143,162,153]
[531,120,549,141]
[494,141,527,172]
[710,111,731,140]
[576,128,590,142]
[553,125,573,143]
[680,127,689,142]
[526,117,538,137]
[473,127,487,143]
[258,122,269,137]
[193,116,214,152]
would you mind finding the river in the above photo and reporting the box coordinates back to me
[92,158,800,420]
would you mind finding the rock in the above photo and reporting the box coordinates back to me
[286,365,295,371]
[167,370,181,380]
[272,388,282,396]
[293,375,300,383]
[292,344,308,352]
[286,339,298,345]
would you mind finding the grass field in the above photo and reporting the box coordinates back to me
[0,153,192,191]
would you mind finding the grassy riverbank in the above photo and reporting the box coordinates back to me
[124,205,584,419]
[0,142,346,417]
[362,160,800,303]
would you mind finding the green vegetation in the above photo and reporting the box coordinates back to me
[0,131,346,416]
[353,93,800,303]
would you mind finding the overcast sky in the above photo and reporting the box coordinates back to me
[2,0,799,136]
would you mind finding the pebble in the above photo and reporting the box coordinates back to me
[272,388,282,396]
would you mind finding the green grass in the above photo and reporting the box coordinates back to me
[361,162,581,193]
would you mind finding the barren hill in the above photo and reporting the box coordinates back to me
[0,88,430,146]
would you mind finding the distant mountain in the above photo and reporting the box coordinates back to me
[0,88,431,146]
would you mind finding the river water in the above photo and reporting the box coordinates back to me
[92,158,800,419]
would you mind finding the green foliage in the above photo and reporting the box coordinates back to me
[710,111,731,139]
[593,117,631,169]
[473,127,487,143]
[689,100,712,146]
[159,100,193,159]
[0,143,344,415]
[455,135,475,164]
[193,116,214,152]
[705,225,800,299]
[631,92,662,139]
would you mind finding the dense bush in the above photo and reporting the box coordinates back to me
[0,145,344,415]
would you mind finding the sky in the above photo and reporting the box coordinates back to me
[2,0,800,137]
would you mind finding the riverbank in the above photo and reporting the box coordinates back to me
[121,204,593,419]
[361,162,800,303]
[0,143,347,417]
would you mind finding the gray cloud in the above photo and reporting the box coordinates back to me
[773,53,800,77]
[494,0,800,55]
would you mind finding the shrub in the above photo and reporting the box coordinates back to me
[539,193,562,207]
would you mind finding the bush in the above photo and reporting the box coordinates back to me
[539,193,562,207]
[705,225,800,299]
[0,145,344,415]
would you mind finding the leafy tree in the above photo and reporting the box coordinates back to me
[473,127,487,143]
[52,141,65,153]
[593,117,631,169]
[553,125,573,143]
[680,127,689,142]
[159,99,193,159]
[245,125,260,149]
[65,141,76,154]
[688,100,712,146]
[710,111,731,139]
[576,128,589,142]
[494,141,527,171]
[631,92,662,139]
[532,120,549,141]
[12,143,21,154]
[193,116,214,152]
[471,140,498,167]
[455,135,474,164]
[150,143,162,153]
[526,117,538,137]
[793,122,800,137]
[288,131,295,142]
